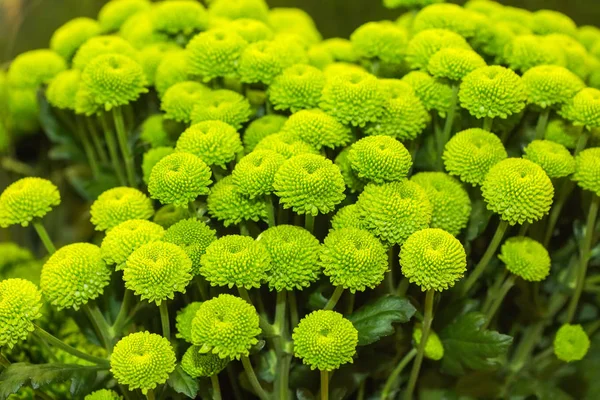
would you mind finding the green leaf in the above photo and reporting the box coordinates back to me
[37,92,75,146]
[466,198,493,242]
[296,388,316,400]
[256,349,277,383]
[440,312,513,376]
[348,295,416,346]
[167,365,200,399]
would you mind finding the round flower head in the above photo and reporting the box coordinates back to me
[320,71,386,127]
[350,21,408,64]
[482,158,554,225]
[209,0,269,22]
[153,204,189,228]
[560,88,600,130]
[274,154,346,216]
[413,4,478,38]
[553,324,590,363]
[268,64,325,113]
[46,70,81,111]
[268,8,321,44]
[142,146,175,185]
[319,228,387,293]
[0,279,43,348]
[207,176,268,226]
[573,148,600,196]
[331,204,364,231]
[348,136,412,184]
[186,29,247,82]
[405,29,470,71]
[111,331,175,394]
[402,71,453,117]
[545,118,580,149]
[98,0,151,32]
[155,51,191,97]
[139,43,181,85]
[427,48,486,81]
[258,225,320,291]
[503,35,565,74]
[227,18,273,43]
[443,128,507,186]
[139,115,172,148]
[161,81,210,123]
[548,34,589,80]
[191,293,261,359]
[176,121,242,168]
[292,310,358,371]
[411,172,471,237]
[318,38,358,63]
[164,218,217,276]
[232,150,286,198]
[282,109,353,150]
[190,89,252,130]
[413,325,444,360]
[90,187,154,231]
[255,131,318,159]
[0,177,60,228]
[522,65,585,109]
[124,241,192,304]
[100,219,165,269]
[0,243,33,272]
[335,148,365,194]
[200,235,271,289]
[237,40,299,85]
[243,114,287,152]
[72,36,138,71]
[50,17,100,61]
[182,345,229,378]
[150,1,209,36]
[176,302,203,343]
[357,181,432,246]
[119,10,167,49]
[499,236,550,282]
[531,10,577,37]
[40,243,111,310]
[85,389,122,400]
[523,140,575,179]
[7,49,66,89]
[148,152,212,207]
[400,228,467,291]
[323,62,367,78]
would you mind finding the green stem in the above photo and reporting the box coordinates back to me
[544,179,575,247]
[83,303,113,352]
[240,223,250,236]
[0,353,10,367]
[518,222,530,237]
[535,109,550,140]
[404,289,435,400]
[112,107,136,187]
[380,348,418,400]
[211,374,222,400]
[483,117,494,132]
[241,356,269,400]
[510,321,545,372]
[324,286,345,311]
[289,291,299,328]
[277,203,288,225]
[574,130,589,155]
[238,287,273,335]
[482,269,508,314]
[346,292,356,315]
[32,220,56,254]
[396,277,410,297]
[227,364,244,400]
[305,214,315,233]
[75,116,100,178]
[437,84,459,170]
[195,277,208,301]
[159,301,171,340]
[33,325,108,366]
[483,275,515,330]
[86,117,108,163]
[386,246,395,293]
[34,390,54,400]
[320,370,329,400]
[98,113,126,185]
[274,290,289,399]
[265,195,276,227]
[111,289,133,336]
[146,389,155,400]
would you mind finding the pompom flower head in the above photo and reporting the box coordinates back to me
[46,70,81,111]
[413,325,444,361]
[232,150,286,198]
[238,40,301,85]
[413,3,477,38]
[523,140,575,179]
[282,109,353,150]
[0,177,60,228]
[177,121,243,168]
[0,278,43,348]
[155,51,191,97]
[545,118,580,149]
[243,114,287,152]
[502,35,565,74]
[161,81,210,123]
[402,70,453,117]
[553,324,590,362]
[531,9,577,37]
[164,218,217,276]
[7,49,66,89]
[100,219,165,270]
[186,29,248,82]
[140,114,173,148]
[90,187,154,231]
[153,204,189,229]
[191,293,261,359]
[522,65,585,109]
[348,136,412,184]
[40,243,111,310]
[292,310,358,371]
[560,88,600,130]
[111,331,176,394]
[227,18,273,43]
[150,1,209,36]
[255,131,318,159]
[142,147,175,185]
[335,148,365,194]
[273,154,346,216]
[405,29,470,71]
[268,64,326,113]
[207,176,268,226]
[85,389,122,400]
[499,237,551,282]
[481,158,554,225]
[50,17,100,61]
[200,235,271,289]
[176,302,203,343]
[148,152,212,207]
[400,228,467,291]
[98,0,151,33]
[331,204,364,231]
[427,48,486,81]
[139,43,181,86]
[350,21,408,64]
[209,0,269,23]
[443,128,507,186]
[190,89,252,130]
[124,242,192,304]
[573,148,600,196]
[182,345,229,378]
[72,36,138,71]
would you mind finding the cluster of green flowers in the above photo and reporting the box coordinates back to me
[1,0,599,399]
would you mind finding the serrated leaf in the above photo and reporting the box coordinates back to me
[348,295,416,346]
[440,312,513,376]
[167,365,200,399]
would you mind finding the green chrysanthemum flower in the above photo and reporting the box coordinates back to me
[90,187,154,231]
[50,18,100,61]
[111,331,176,394]
[413,3,478,38]
[322,62,367,78]
[150,1,209,36]
[350,21,408,64]
[482,158,554,225]
[320,71,386,127]
[522,65,585,109]
[84,389,122,400]
[243,114,287,152]
[98,0,151,33]
[40,243,111,310]
[499,236,550,282]
[140,115,173,148]
[335,148,365,193]
[357,181,432,246]
[413,325,444,360]
[186,29,248,82]
[232,150,286,198]
[209,0,269,22]
[578,25,600,51]
[383,0,445,8]
[330,204,364,231]
[402,70,453,117]
[545,118,580,149]
[7,49,66,89]
[548,34,590,80]
[400,228,467,291]
[523,140,575,179]
[427,48,486,81]
[227,18,273,43]
[191,293,261,359]
[443,128,507,186]
[6,88,40,133]
[207,176,268,226]
[258,224,320,291]
[46,70,81,111]
[560,88,600,130]
[153,204,189,228]
[573,148,600,196]
[155,51,191,97]
[139,43,181,86]
[273,154,346,216]
[124,242,192,304]
[405,29,470,71]
[459,66,527,119]
[553,324,590,362]
[254,131,318,159]
[142,147,175,185]
[119,11,167,49]
[268,7,321,45]
[348,136,412,184]
[100,219,165,269]
[268,64,326,113]
[176,121,243,168]
[238,40,299,85]
[282,109,353,150]
[0,177,60,228]
[148,152,212,207]
[182,345,229,378]
[531,9,577,37]
[190,89,252,130]
[176,302,203,343]
[411,172,471,237]
[503,35,566,74]
[164,218,217,276]
[72,36,138,71]
[0,278,43,348]
[319,228,387,293]
[0,243,33,273]
[292,310,358,371]
[464,0,503,15]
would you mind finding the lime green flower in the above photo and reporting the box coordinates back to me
[189,89,252,130]
[350,21,408,64]
[176,121,243,168]
[208,0,269,23]
[320,38,359,63]
[402,70,453,117]
[335,148,365,194]
[6,88,40,133]
[176,302,203,343]
[413,4,478,38]
[254,131,318,159]
[238,40,300,85]
[142,147,175,185]
[413,325,444,360]
[560,88,600,130]
[182,345,229,378]
[100,219,165,269]
[523,140,575,178]
[140,114,173,148]
[164,218,217,276]
[0,278,43,348]
[268,64,326,113]
[50,18,100,61]
[0,243,33,273]
[0,177,60,228]
[545,118,580,149]
[243,115,287,152]
[119,11,167,49]
[531,10,577,37]
[427,48,486,81]
[405,28,470,71]
[84,389,122,400]
[150,1,209,36]
[268,8,321,45]
[7,49,66,89]
[348,136,412,183]
[464,0,503,15]
[323,62,367,78]
[46,70,81,111]
[227,18,273,43]
[232,150,286,198]
[522,65,585,109]
[573,148,600,196]
[207,176,268,226]
[153,204,189,229]
[383,0,445,9]
[155,51,191,97]
[499,237,550,282]
[553,324,590,362]
[90,187,154,231]
[282,109,353,150]
[72,36,138,71]
[503,35,566,74]
[98,0,151,33]
[139,43,181,86]
[186,29,248,82]
[331,204,364,231]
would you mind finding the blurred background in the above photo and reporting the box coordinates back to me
[1,0,598,64]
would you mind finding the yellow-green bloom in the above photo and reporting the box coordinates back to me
[207,176,268,226]
[268,64,326,113]
[72,35,138,71]
[0,278,43,348]
[186,29,248,82]
[413,325,444,360]
[523,140,575,179]
[189,89,252,130]
[350,21,408,64]
[243,114,287,152]
[553,324,590,362]
[50,18,101,61]
[0,177,60,228]
[405,28,470,71]
[499,237,551,282]
[182,345,229,378]
[142,146,175,185]
[100,219,165,269]
[573,148,600,196]
[7,49,66,89]
[348,136,412,183]
[98,0,151,33]
[90,187,154,231]
[164,218,217,276]
[282,109,353,150]
[176,302,203,343]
